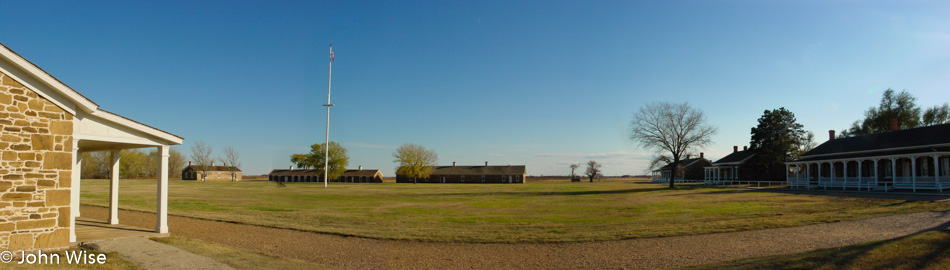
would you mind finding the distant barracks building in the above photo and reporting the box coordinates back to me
[268,166,383,183]
[0,42,182,251]
[396,162,526,184]
[181,162,242,181]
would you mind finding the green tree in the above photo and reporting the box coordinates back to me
[80,151,110,179]
[393,143,438,184]
[923,103,950,126]
[629,102,718,188]
[748,108,807,180]
[119,149,149,178]
[842,89,921,137]
[290,142,349,181]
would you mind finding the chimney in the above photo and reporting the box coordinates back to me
[743,146,748,151]
[485,161,488,166]
[452,161,456,166]
[358,165,362,170]
[212,161,215,166]
[700,152,704,159]
[686,154,691,160]
[733,146,738,153]
[289,166,293,170]
[889,119,899,132]
[189,161,192,166]
[828,130,835,141]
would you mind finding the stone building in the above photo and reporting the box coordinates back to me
[268,166,383,183]
[181,162,242,181]
[395,162,526,184]
[0,42,182,251]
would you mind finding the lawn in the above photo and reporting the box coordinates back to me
[80,179,950,243]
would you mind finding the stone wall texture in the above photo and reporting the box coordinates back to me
[0,71,73,251]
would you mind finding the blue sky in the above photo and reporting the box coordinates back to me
[2,1,949,176]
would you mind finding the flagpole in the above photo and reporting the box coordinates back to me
[323,44,334,188]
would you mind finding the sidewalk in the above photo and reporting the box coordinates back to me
[90,237,234,270]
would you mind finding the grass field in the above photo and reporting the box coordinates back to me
[80,178,950,243]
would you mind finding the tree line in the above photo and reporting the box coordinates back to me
[80,148,186,179]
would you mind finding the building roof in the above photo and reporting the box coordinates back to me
[269,169,381,177]
[185,165,241,172]
[658,157,708,171]
[341,169,382,177]
[416,165,526,176]
[713,150,756,165]
[0,41,183,144]
[799,123,950,160]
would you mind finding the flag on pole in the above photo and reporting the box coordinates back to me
[329,45,334,63]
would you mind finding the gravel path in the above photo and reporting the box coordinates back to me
[92,237,235,270]
[80,206,950,269]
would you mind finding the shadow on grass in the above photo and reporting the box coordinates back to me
[680,186,950,202]
[686,210,950,269]
[411,187,698,197]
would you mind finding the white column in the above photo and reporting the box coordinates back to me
[156,145,170,234]
[109,150,120,225]
[785,164,790,181]
[911,156,917,192]
[874,159,879,185]
[830,162,835,181]
[935,155,941,191]
[69,139,81,243]
[935,155,941,183]
[891,158,898,183]
[817,163,822,186]
[843,161,848,180]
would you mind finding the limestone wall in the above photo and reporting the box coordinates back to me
[0,72,73,251]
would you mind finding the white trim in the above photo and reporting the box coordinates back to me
[89,110,182,144]
[787,152,950,165]
[801,143,950,159]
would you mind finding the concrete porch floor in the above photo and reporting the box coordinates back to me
[74,217,168,243]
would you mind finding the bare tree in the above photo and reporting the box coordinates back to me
[221,145,241,181]
[190,141,213,182]
[167,147,186,179]
[393,143,438,184]
[585,160,602,182]
[630,102,717,188]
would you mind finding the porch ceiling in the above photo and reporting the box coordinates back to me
[77,139,158,152]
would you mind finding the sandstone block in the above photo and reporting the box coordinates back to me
[8,233,33,250]
[45,189,69,206]
[34,229,68,249]
[50,121,72,134]
[1,192,30,201]
[43,152,71,170]
[16,219,55,230]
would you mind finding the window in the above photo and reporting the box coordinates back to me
[481,175,486,182]
[461,175,465,182]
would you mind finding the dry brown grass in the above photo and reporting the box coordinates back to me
[685,230,950,270]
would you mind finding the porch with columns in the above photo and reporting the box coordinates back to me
[786,153,950,192]
[704,166,739,185]
[69,109,183,243]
